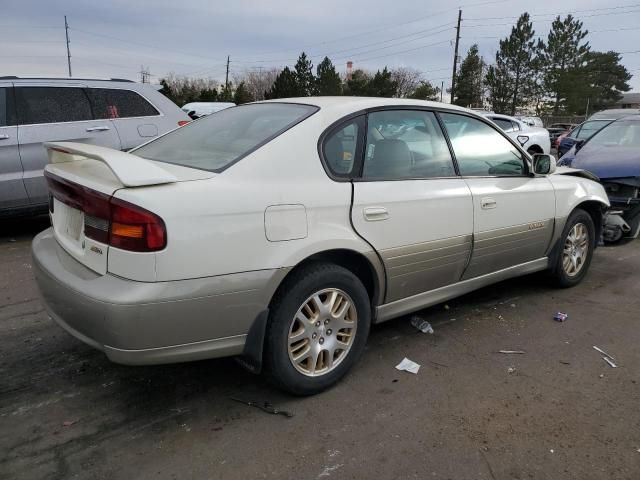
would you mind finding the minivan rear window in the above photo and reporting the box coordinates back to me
[134,103,318,172]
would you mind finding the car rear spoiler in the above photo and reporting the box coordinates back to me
[44,141,177,187]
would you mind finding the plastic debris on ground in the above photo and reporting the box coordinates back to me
[395,357,420,374]
[499,350,526,354]
[593,345,615,360]
[410,316,434,334]
[554,312,568,322]
[507,366,516,374]
[603,357,618,368]
[230,397,294,418]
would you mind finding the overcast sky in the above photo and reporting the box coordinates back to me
[2,0,639,93]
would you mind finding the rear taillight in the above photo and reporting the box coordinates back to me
[177,120,190,127]
[45,172,166,252]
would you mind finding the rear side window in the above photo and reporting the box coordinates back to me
[363,110,455,179]
[134,103,318,172]
[15,87,93,125]
[88,88,159,119]
[491,117,515,132]
[0,87,16,126]
[323,117,362,177]
[440,113,525,177]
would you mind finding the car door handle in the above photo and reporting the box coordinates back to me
[481,197,497,209]
[0,134,9,140]
[86,126,110,132]
[363,207,389,221]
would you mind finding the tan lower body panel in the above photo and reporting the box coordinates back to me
[463,219,554,280]
[382,235,472,302]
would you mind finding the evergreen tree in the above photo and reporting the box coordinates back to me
[233,82,254,104]
[566,51,631,114]
[294,52,315,96]
[344,69,371,96]
[485,63,512,114]
[267,67,300,99]
[367,67,397,97]
[539,14,590,114]
[315,57,342,95]
[454,44,484,108]
[220,81,234,102]
[408,81,440,101]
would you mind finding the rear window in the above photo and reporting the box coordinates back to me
[88,88,159,119]
[15,87,93,125]
[134,103,318,172]
[0,87,16,126]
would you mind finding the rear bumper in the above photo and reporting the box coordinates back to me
[32,228,286,365]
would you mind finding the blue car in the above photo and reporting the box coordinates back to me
[558,115,640,242]
[558,119,614,157]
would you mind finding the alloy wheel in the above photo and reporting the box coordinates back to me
[287,288,357,377]
[562,222,589,277]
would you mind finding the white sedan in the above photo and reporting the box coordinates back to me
[483,113,551,156]
[33,97,608,395]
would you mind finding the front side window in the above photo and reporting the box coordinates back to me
[134,103,317,172]
[88,88,159,119]
[363,110,455,179]
[323,118,361,177]
[15,87,93,125]
[440,113,525,176]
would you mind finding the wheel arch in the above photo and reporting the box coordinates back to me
[527,144,543,154]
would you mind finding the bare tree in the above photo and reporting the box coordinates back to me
[391,67,424,98]
[233,68,280,101]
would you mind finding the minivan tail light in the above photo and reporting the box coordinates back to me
[45,172,167,252]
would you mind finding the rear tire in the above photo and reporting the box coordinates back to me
[264,263,371,395]
[550,209,595,288]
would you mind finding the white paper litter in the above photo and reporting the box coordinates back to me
[593,345,615,360]
[395,357,420,374]
[603,356,618,368]
[499,350,526,354]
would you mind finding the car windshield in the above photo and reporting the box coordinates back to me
[134,103,317,172]
[575,120,611,140]
[583,120,640,149]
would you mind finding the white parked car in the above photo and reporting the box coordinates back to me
[181,101,235,119]
[483,113,551,156]
[33,98,609,395]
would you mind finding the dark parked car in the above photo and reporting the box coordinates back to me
[558,119,613,157]
[558,115,640,242]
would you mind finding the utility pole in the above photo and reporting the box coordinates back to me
[225,55,230,92]
[450,9,462,103]
[585,97,590,118]
[139,65,151,83]
[440,81,444,102]
[64,15,72,77]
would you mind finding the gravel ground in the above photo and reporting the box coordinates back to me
[1,216,639,480]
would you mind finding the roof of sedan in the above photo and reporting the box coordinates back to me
[261,96,473,114]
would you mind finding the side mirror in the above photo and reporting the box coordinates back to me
[533,153,556,175]
[574,139,586,152]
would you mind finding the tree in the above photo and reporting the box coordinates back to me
[564,51,632,114]
[233,82,254,104]
[484,62,512,113]
[454,44,484,108]
[408,81,440,101]
[344,69,371,96]
[391,67,423,98]
[267,67,300,99]
[234,68,279,101]
[220,81,234,102]
[367,67,397,97]
[315,57,342,95]
[539,14,590,114]
[158,74,220,106]
[294,52,315,96]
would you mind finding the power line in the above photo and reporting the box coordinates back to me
[465,3,640,20]
[464,7,640,26]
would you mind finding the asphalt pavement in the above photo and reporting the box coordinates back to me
[1,216,639,480]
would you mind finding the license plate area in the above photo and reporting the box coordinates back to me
[53,198,84,244]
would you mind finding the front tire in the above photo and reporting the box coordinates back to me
[264,263,371,395]
[550,209,595,287]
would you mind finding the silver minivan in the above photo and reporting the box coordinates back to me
[0,77,189,217]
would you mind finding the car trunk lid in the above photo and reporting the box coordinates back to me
[44,142,215,275]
